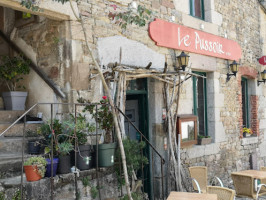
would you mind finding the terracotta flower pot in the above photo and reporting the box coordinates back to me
[24,165,42,182]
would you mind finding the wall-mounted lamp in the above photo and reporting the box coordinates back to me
[226,60,239,81]
[257,70,266,86]
[176,51,190,71]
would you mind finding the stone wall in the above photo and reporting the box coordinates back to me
[0,0,265,199]
[0,169,123,200]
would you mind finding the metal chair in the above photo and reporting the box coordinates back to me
[260,167,266,193]
[231,173,266,199]
[188,166,224,193]
[207,186,235,200]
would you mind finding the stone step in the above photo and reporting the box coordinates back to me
[0,153,32,179]
[0,137,28,153]
[0,137,44,154]
[0,123,42,137]
[0,110,24,123]
[0,174,26,187]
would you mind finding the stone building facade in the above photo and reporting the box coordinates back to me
[0,0,266,199]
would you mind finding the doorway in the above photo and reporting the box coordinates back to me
[124,78,151,199]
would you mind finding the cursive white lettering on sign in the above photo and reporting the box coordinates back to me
[178,28,191,47]
[194,32,224,54]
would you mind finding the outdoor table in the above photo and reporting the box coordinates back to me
[231,170,266,190]
[167,191,218,200]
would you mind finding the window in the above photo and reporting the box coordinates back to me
[190,0,205,20]
[193,72,207,136]
[241,77,249,128]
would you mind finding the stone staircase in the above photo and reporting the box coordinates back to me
[0,110,41,180]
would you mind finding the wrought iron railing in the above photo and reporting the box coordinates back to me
[0,102,166,200]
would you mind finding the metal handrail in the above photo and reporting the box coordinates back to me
[0,102,166,199]
[116,107,165,164]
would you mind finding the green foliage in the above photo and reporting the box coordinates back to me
[0,192,5,200]
[82,176,90,187]
[24,156,47,177]
[20,0,41,12]
[115,138,148,185]
[0,56,30,91]
[108,5,153,30]
[62,114,96,145]
[58,141,73,156]
[78,96,113,143]
[11,190,21,200]
[90,186,98,199]
[120,192,144,200]
[81,176,98,199]
[40,115,95,156]
[197,135,210,139]
[40,119,63,156]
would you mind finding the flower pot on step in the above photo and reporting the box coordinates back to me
[28,140,41,155]
[58,155,71,174]
[24,165,42,182]
[45,158,59,177]
[94,142,117,167]
[73,145,95,171]
[2,91,28,110]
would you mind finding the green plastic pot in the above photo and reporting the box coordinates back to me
[95,142,117,167]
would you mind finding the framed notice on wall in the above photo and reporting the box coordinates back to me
[177,115,197,147]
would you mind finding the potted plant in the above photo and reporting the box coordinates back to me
[26,130,41,155]
[197,135,212,145]
[243,127,253,138]
[24,156,47,182]
[63,114,96,171]
[57,141,73,174]
[40,119,63,177]
[115,138,148,195]
[0,55,30,110]
[81,96,117,167]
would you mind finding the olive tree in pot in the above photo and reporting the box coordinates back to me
[80,96,117,168]
[0,56,30,110]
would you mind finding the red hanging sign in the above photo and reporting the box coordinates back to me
[258,56,266,65]
[149,19,242,61]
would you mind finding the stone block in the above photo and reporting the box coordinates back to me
[97,35,165,69]
[71,62,90,90]
[241,137,259,146]
[182,13,219,35]
[205,10,223,26]
[173,0,189,14]
[161,0,175,9]
[71,40,83,62]
[152,1,160,9]
[190,53,217,72]
[108,0,132,5]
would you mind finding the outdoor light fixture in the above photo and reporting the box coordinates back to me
[257,70,266,86]
[176,51,190,71]
[226,60,239,81]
